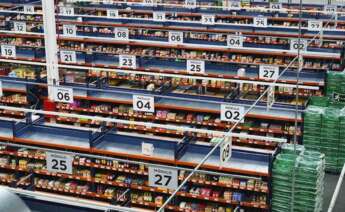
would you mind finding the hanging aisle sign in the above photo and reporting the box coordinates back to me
[308,20,323,31]
[24,5,35,14]
[290,39,307,52]
[0,81,3,98]
[220,104,245,123]
[114,28,129,40]
[324,5,337,14]
[270,3,282,10]
[63,24,76,36]
[46,152,74,174]
[133,95,155,112]
[60,51,77,63]
[201,14,215,25]
[169,31,184,44]
[13,22,26,32]
[143,0,157,7]
[267,86,275,110]
[148,166,178,190]
[227,35,243,48]
[53,86,74,103]
[220,136,232,166]
[226,1,241,10]
[187,60,205,74]
[153,12,166,21]
[184,0,197,9]
[253,16,267,27]
[259,65,279,80]
[59,7,74,16]
[1,45,16,58]
[107,9,118,18]
[119,55,136,69]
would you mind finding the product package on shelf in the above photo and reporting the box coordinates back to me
[272,144,325,212]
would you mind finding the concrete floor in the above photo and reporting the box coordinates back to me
[324,173,345,212]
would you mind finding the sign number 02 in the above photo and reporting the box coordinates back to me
[220,104,244,123]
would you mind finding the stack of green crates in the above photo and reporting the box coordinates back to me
[303,106,324,152]
[338,110,345,168]
[293,151,325,212]
[272,144,325,212]
[272,151,299,211]
[320,107,340,172]
[303,98,345,172]
[326,71,345,97]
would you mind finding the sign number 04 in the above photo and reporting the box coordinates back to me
[133,95,155,113]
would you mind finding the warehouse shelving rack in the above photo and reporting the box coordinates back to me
[0,0,343,211]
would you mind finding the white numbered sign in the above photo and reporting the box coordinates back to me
[270,3,282,10]
[169,31,184,44]
[220,136,232,166]
[53,87,74,103]
[63,24,76,36]
[227,35,243,48]
[253,17,267,27]
[0,81,3,98]
[201,14,215,25]
[148,166,178,190]
[46,152,73,174]
[107,9,118,18]
[60,51,77,63]
[133,95,154,112]
[143,0,157,6]
[119,55,136,69]
[185,0,196,9]
[114,28,129,40]
[228,1,241,10]
[1,45,16,58]
[60,7,74,16]
[267,86,275,110]
[308,20,323,31]
[221,104,244,123]
[290,39,307,52]
[24,5,34,14]
[259,65,279,80]
[142,142,154,156]
[13,22,26,32]
[324,5,337,13]
[187,60,205,74]
[153,12,166,21]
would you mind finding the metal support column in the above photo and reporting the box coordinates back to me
[42,0,59,100]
